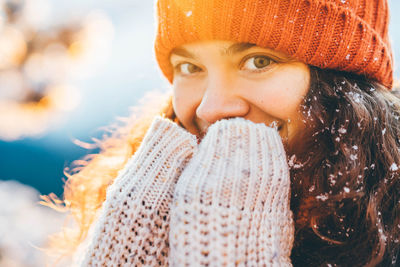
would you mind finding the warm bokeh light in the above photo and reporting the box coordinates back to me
[0,0,113,141]
[0,84,81,140]
[0,26,27,68]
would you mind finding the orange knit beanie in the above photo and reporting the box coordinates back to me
[154,0,393,89]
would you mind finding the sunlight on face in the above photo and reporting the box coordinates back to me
[169,40,310,145]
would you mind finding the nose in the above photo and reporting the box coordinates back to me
[195,73,250,124]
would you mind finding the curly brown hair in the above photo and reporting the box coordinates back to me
[289,67,400,266]
[43,68,400,266]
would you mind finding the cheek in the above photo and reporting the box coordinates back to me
[172,84,202,124]
[245,66,309,120]
[172,90,188,121]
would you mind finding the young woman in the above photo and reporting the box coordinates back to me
[47,0,400,266]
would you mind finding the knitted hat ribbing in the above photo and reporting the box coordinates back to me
[154,0,393,89]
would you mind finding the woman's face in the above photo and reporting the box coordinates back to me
[170,40,310,145]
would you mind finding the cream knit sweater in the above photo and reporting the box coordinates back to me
[75,116,294,266]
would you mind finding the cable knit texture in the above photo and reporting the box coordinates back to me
[154,0,393,89]
[75,117,294,266]
[169,118,294,266]
[76,116,197,266]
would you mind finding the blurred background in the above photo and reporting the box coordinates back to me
[0,0,399,266]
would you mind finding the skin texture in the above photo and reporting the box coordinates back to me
[169,40,311,145]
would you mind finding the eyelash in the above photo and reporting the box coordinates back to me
[173,62,201,76]
[240,54,276,73]
[173,54,276,76]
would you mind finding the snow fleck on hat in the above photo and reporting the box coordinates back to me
[154,0,393,89]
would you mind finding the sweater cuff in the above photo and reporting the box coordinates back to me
[109,116,197,195]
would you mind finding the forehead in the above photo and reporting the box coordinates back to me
[170,40,294,61]
[171,42,255,58]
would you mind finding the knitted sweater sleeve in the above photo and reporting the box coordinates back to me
[75,116,197,266]
[169,118,294,266]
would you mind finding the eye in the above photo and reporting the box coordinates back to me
[176,63,202,75]
[242,55,273,71]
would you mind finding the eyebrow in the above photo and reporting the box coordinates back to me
[170,42,257,59]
